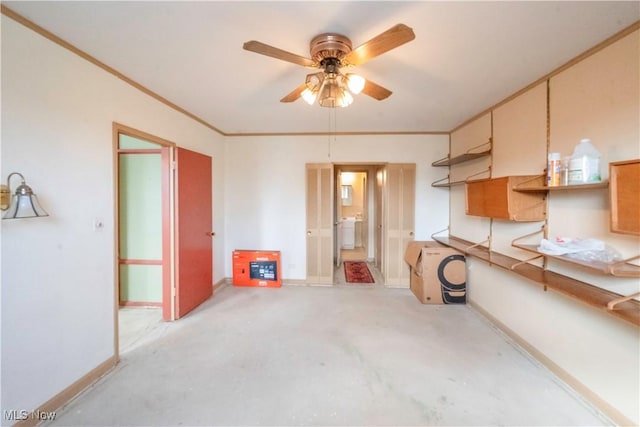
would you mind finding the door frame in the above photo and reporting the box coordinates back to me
[112,122,176,359]
[331,162,385,272]
[308,162,414,286]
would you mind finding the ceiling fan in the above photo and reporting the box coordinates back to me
[243,24,415,108]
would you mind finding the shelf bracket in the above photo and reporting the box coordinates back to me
[513,174,546,190]
[431,154,450,166]
[511,226,546,247]
[607,292,640,310]
[465,166,492,181]
[608,254,640,277]
[511,254,544,270]
[431,175,451,188]
[465,139,493,154]
[467,237,491,252]
[431,227,449,240]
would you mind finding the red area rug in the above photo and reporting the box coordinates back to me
[344,261,375,284]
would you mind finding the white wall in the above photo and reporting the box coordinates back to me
[224,134,450,280]
[1,16,225,417]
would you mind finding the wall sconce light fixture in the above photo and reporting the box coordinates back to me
[1,172,49,219]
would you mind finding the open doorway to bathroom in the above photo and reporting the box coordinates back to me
[334,164,384,285]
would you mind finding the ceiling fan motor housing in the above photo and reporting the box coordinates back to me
[310,33,352,65]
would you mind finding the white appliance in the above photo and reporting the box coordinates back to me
[341,217,356,249]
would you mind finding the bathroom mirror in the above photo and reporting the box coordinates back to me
[341,185,353,206]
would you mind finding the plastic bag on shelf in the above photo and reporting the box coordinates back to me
[538,237,623,263]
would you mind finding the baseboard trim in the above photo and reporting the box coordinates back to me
[469,301,632,427]
[213,277,231,292]
[283,279,308,286]
[13,355,117,427]
[218,277,318,287]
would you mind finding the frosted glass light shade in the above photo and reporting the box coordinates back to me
[301,88,317,105]
[339,90,353,107]
[2,174,49,219]
[346,74,365,94]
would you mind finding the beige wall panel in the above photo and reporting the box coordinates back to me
[450,114,492,244]
[449,113,493,183]
[548,29,640,295]
[549,30,639,169]
[491,83,548,258]
[492,82,547,177]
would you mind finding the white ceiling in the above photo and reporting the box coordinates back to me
[3,1,639,135]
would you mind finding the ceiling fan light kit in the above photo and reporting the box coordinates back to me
[302,69,360,108]
[243,24,415,108]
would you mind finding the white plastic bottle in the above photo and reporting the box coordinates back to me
[568,138,601,185]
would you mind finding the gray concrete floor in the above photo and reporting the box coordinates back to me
[118,306,165,355]
[47,285,610,427]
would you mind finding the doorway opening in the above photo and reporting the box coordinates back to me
[115,128,172,355]
[334,164,384,285]
[306,162,414,287]
[114,123,215,358]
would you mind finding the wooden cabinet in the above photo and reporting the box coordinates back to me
[466,175,546,221]
[610,159,640,235]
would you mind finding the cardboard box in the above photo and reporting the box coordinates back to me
[404,241,466,304]
[232,250,282,287]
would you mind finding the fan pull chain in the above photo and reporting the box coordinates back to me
[327,108,339,157]
[327,108,332,158]
[333,108,337,146]
[327,108,331,157]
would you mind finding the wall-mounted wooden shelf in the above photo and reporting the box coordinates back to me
[431,168,491,188]
[514,181,609,193]
[432,140,492,167]
[512,243,640,278]
[511,226,640,278]
[431,176,467,188]
[430,232,640,327]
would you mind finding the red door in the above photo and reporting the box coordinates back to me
[174,147,213,318]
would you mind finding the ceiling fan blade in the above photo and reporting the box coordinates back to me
[280,83,308,103]
[243,40,316,67]
[343,24,415,66]
[361,79,392,100]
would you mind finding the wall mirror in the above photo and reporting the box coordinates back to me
[341,185,353,206]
